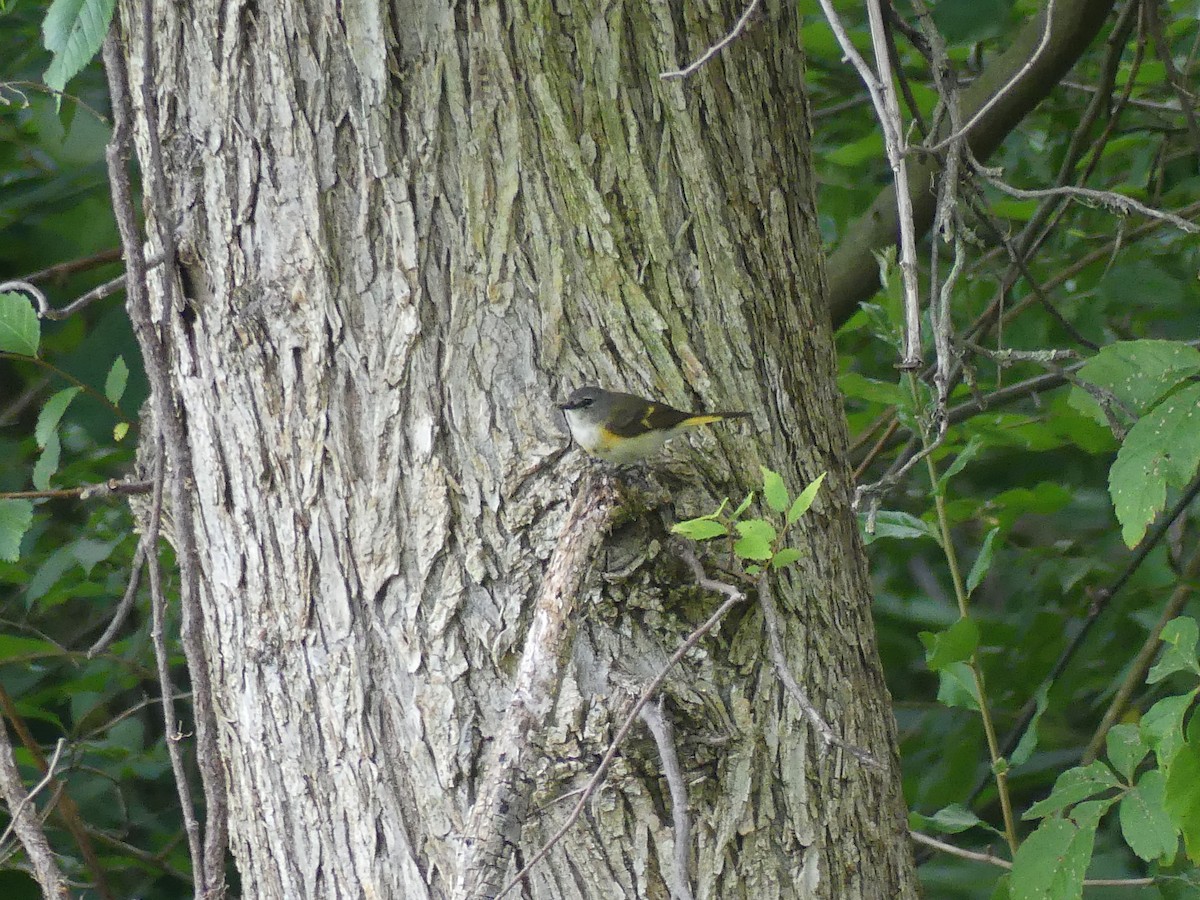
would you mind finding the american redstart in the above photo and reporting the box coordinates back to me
[558,386,750,464]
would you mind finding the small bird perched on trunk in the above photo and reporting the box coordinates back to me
[559,386,750,465]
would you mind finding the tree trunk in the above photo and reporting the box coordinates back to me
[117,0,918,896]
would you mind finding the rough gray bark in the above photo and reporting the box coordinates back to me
[117,0,918,896]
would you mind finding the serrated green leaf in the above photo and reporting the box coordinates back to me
[1011,682,1050,768]
[761,466,788,513]
[733,519,776,560]
[1109,383,1200,547]
[0,499,34,562]
[1164,738,1200,864]
[1149,617,1200,683]
[732,492,755,518]
[1010,819,1078,900]
[35,386,82,448]
[42,0,118,96]
[908,803,985,835]
[861,509,940,545]
[104,355,128,404]
[1120,770,1177,862]
[935,661,979,711]
[32,432,61,491]
[966,527,1000,597]
[770,547,802,569]
[672,519,729,541]
[1106,723,1149,782]
[787,472,826,525]
[1142,692,1197,767]
[113,421,129,441]
[1024,761,1122,820]
[921,616,979,672]
[0,291,40,355]
[1071,339,1200,423]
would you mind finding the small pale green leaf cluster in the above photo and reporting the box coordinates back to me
[671,468,827,574]
[42,0,117,99]
[1069,340,1200,547]
[1009,617,1200,894]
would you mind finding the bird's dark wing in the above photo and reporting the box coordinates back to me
[606,396,693,437]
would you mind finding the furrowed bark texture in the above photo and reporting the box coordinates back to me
[118,0,917,896]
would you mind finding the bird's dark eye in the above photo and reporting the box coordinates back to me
[577,397,593,408]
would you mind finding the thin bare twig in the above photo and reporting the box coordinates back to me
[496,548,749,899]
[865,0,922,367]
[104,13,228,887]
[0,725,67,897]
[88,538,149,658]
[132,2,229,875]
[142,433,204,884]
[973,468,1200,804]
[2,480,153,502]
[909,830,1155,886]
[980,170,1200,234]
[638,700,694,900]
[0,739,66,850]
[23,248,123,284]
[756,577,883,769]
[458,474,618,898]
[660,0,761,80]
[924,0,1057,153]
[1084,541,1200,763]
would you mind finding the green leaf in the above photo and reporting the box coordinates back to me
[36,387,82,448]
[966,527,1000,597]
[935,661,980,711]
[1024,761,1122,820]
[861,509,940,545]
[0,499,34,562]
[921,616,979,672]
[1009,817,1089,900]
[672,519,729,541]
[909,803,985,835]
[1142,692,1197,767]
[733,519,777,561]
[1106,723,1149,782]
[732,492,755,518]
[1149,617,1200,683]
[1108,382,1200,547]
[1120,770,1178,862]
[113,421,129,441]
[1070,339,1200,422]
[32,432,62,491]
[787,472,826,525]
[769,547,802,569]
[0,291,40,355]
[1011,682,1050,768]
[838,371,908,406]
[761,466,788,513]
[42,0,118,96]
[104,355,128,405]
[1164,738,1200,864]
[938,435,985,489]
